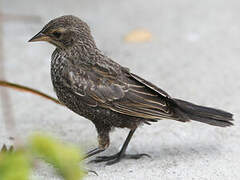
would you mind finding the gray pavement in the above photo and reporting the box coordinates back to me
[1,0,240,179]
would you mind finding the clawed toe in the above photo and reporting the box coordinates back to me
[89,153,120,164]
[89,152,151,165]
[85,169,98,176]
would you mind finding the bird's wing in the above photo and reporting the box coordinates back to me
[104,72,178,120]
[63,62,177,120]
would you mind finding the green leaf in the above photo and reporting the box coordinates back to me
[29,133,85,180]
[0,149,31,180]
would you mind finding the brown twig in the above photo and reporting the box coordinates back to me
[0,80,62,105]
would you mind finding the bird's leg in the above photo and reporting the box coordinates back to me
[84,128,110,159]
[91,129,150,165]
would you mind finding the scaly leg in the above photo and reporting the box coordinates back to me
[85,126,110,159]
[90,129,150,165]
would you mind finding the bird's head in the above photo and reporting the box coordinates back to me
[29,15,95,49]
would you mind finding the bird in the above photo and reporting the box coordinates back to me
[29,15,234,165]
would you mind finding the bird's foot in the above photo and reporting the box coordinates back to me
[89,152,151,165]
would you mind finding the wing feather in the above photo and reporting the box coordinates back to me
[63,60,176,121]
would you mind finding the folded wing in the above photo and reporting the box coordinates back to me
[62,63,179,121]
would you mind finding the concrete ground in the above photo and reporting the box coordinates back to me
[1,0,240,179]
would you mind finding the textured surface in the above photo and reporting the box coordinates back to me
[0,0,240,179]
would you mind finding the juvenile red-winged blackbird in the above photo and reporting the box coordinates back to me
[29,15,234,165]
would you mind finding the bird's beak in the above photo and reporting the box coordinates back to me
[28,31,50,42]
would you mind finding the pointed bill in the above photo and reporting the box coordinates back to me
[28,31,50,42]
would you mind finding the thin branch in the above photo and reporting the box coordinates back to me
[0,80,62,105]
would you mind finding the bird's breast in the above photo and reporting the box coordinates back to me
[50,50,68,89]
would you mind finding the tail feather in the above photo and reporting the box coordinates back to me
[173,99,234,127]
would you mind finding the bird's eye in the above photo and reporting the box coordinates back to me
[52,31,62,39]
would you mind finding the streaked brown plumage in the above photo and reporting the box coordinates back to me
[29,15,234,165]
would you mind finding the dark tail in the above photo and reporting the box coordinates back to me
[173,99,234,127]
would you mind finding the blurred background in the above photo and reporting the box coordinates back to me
[0,0,240,179]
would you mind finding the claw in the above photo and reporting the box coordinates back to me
[88,170,98,176]
[84,168,98,176]
[89,152,150,165]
